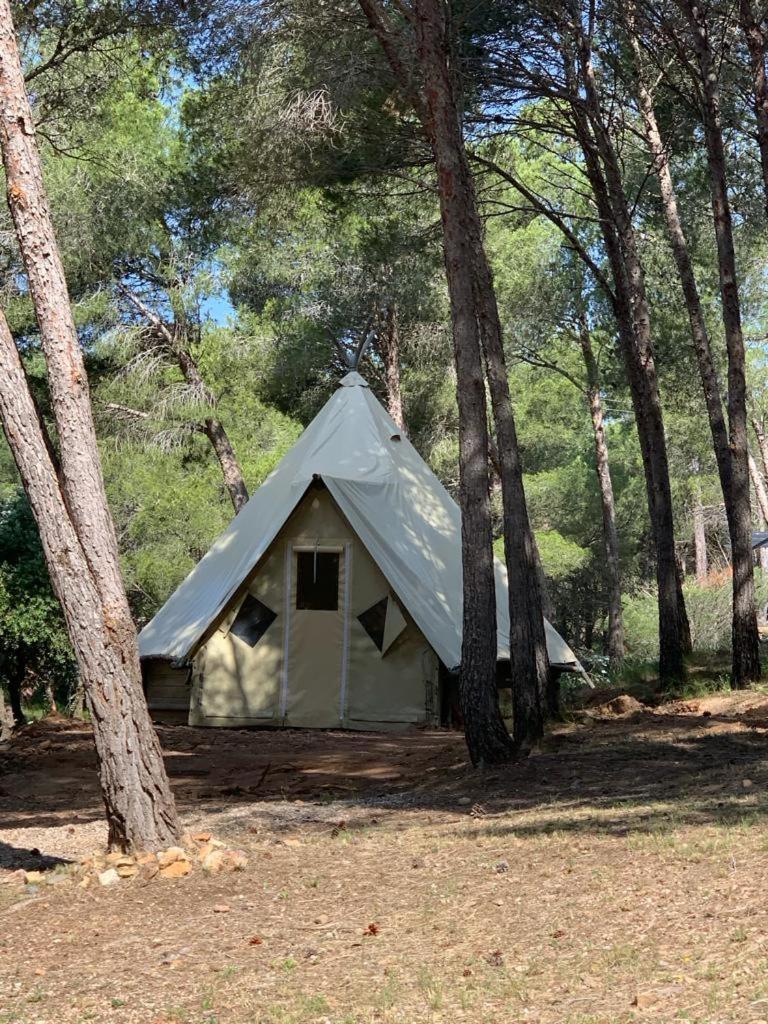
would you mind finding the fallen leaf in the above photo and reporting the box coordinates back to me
[364,922,380,936]
[248,936,263,946]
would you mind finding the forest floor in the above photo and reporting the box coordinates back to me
[3,688,768,1023]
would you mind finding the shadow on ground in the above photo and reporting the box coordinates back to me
[1,701,767,839]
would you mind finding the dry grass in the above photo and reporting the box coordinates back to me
[3,693,768,1022]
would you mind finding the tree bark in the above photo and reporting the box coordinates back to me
[738,0,768,214]
[359,0,518,764]
[748,451,768,572]
[568,46,689,681]
[0,312,180,849]
[578,315,624,666]
[5,650,26,727]
[412,0,518,763]
[677,0,761,687]
[753,416,768,482]
[693,487,708,584]
[0,684,10,744]
[628,16,759,686]
[0,2,180,849]
[379,304,405,431]
[749,449,768,523]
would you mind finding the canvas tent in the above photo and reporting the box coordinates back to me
[140,371,582,730]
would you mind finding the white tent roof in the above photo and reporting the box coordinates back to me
[139,371,580,671]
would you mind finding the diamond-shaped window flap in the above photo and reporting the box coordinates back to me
[382,596,407,654]
[230,594,277,648]
[357,597,388,652]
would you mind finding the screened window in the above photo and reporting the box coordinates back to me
[296,551,339,610]
[230,594,277,647]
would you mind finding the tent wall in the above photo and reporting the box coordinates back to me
[173,487,437,730]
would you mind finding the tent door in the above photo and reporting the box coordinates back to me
[280,542,351,726]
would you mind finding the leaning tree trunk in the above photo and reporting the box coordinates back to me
[579,316,624,666]
[628,19,758,687]
[0,312,179,850]
[410,0,517,764]
[0,0,179,848]
[680,0,761,687]
[379,304,406,431]
[738,0,768,215]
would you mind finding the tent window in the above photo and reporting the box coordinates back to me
[358,597,388,651]
[230,594,277,648]
[296,551,339,610]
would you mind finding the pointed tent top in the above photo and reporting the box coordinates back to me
[139,373,582,674]
[339,370,369,388]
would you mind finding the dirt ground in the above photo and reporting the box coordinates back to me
[3,692,768,1024]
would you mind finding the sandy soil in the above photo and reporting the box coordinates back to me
[2,693,768,1023]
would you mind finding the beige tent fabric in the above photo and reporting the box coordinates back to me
[140,371,582,673]
[181,487,433,728]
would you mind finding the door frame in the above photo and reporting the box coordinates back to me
[279,540,352,722]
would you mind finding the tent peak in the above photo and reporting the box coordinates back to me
[339,371,369,388]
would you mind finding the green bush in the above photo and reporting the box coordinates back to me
[622,572,768,660]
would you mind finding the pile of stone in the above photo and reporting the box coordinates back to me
[78,832,249,887]
[0,832,249,891]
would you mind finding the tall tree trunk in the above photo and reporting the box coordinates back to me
[416,0,549,755]
[567,60,689,681]
[749,450,768,523]
[738,0,768,213]
[379,304,406,431]
[628,17,759,687]
[578,315,624,666]
[0,312,179,850]
[753,416,768,482]
[359,0,515,764]
[748,452,768,572]
[693,486,708,584]
[678,0,761,687]
[6,650,26,727]
[0,2,179,848]
[0,684,10,744]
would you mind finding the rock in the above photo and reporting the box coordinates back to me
[1,869,27,886]
[201,850,225,875]
[117,864,138,879]
[196,843,214,862]
[213,903,231,913]
[24,871,44,885]
[157,847,188,868]
[136,852,158,866]
[282,838,303,848]
[192,831,212,843]
[98,868,120,887]
[158,860,191,880]
[742,778,754,789]
[221,849,248,872]
[457,796,472,806]
[138,861,159,882]
[201,848,248,874]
